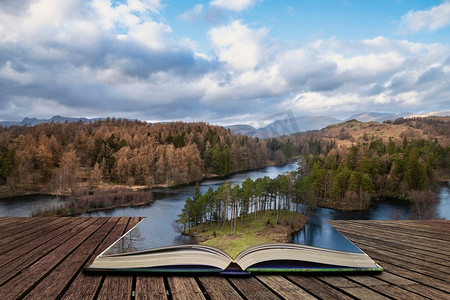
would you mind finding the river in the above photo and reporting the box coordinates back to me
[1,162,449,251]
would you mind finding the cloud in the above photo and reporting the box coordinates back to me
[0,1,449,123]
[179,4,204,22]
[398,2,450,33]
[208,20,268,71]
[202,34,450,117]
[210,0,258,12]
[0,0,34,14]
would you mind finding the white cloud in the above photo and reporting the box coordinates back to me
[273,36,450,116]
[201,66,286,103]
[127,21,172,49]
[128,0,163,13]
[208,20,268,71]
[179,4,204,22]
[399,2,450,33]
[210,0,257,12]
[0,1,449,123]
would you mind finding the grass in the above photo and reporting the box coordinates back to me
[186,210,307,258]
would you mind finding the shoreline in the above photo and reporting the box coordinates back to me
[33,200,154,217]
[0,159,300,200]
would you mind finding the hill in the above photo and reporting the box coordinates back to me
[0,119,298,198]
[319,116,450,148]
[344,112,410,123]
[287,116,450,212]
[0,115,104,127]
[227,116,340,138]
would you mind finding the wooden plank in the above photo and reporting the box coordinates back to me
[96,218,136,300]
[167,276,205,300]
[330,225,450,274]
[337,230,449,265]
[346,275,389,287]
[0,217,31,229]
[0,218,107,300]
[371,285,425,300]
[356,245,450,282]
[256,275,317,300]
[332,221,450,256]
[197,276,242,300]
[371,271,416,286]
[367,260,450,294]
[403,283,450,299]
[228,276,279,300]
[317,276,361,288]
[351,220,450,238]
[94,218,134,299]
[0,217,67,241]
[344,221,450,252]
[0,217,68,249]
[0,218,46,237]
[345,276,426,300]
[22,217,119,299]
[0,218,448,300]
[0,217,84,268]
[287,276,353,300]
[332,224,450,260]
[62,217,135,300]
[0,217,90,285]
[340,287,390,300]
[135,276,167,300]
[97,275,133,300]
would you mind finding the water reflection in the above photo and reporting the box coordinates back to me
[293,198,413,253]
[106,224,144,255]
[82,163,299,248]
[2,164,449,252]
[0,194,63,217]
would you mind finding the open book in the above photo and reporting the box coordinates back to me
[86,219,383,274]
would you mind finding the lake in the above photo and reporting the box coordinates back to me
[1,162,449,251]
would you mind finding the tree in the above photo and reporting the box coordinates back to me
[408,190,439,220]
[35,144,54,182]
[89,162,103,187]
[54,149,79,195]
[0,149,15,184]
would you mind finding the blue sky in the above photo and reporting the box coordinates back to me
[0,0,449,125]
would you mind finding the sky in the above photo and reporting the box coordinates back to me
[0,0,449,126]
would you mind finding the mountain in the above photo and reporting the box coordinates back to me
[345,112,411,123]
[225,124,257,136]
[345,111,450,123]
[0,115,104,127]
[227,116,341,138]
[407,110,450,118]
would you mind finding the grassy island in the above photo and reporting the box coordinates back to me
[185,210,307,258]
[177,175,310,258]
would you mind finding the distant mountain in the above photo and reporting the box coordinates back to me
[345,112,411,123]
[225,124,257,136]
[227,116,341,138]
[0,115,104,127]
[407,110,450,118]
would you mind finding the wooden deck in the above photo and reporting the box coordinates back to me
[0,218,448,300]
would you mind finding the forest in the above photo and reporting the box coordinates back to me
[1,116,448,218]
[179,117,450,222]
[0,119,297,198]
[178,136,449,229]
[296,137,449,212]
[177,175,302,233]
[290,117,450,212]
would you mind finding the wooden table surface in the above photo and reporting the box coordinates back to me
[0,217,448,299]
